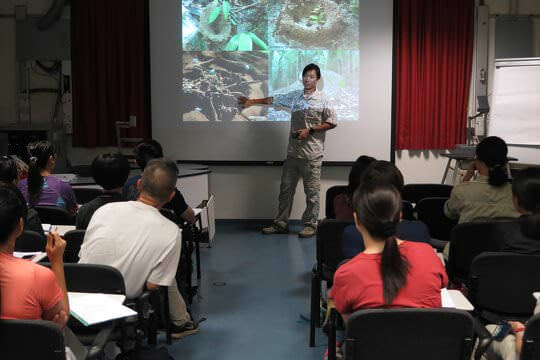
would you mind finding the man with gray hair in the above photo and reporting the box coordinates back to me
[79,158,199,338]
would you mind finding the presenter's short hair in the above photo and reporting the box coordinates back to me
[141,158,178,202]
[302,63,321,79]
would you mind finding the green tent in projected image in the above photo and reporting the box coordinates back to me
[182,0,268,51]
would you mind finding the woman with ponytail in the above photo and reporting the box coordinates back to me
[445,136,519,223]
[17,141,77,213]
[330,184,448,320]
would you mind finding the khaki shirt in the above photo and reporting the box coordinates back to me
[273,90,337,160]
[444,175,520,224]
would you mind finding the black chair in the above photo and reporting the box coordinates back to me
[74,187,103,204]
[416,197,457,241]
[35,205,75,225]
[522,313,540,360]
[446,222,500,286]
[15,230,46,252]
[469,252,540,324]
[0,319,65,359]
[401,200,414,220]
[327,308,474,360]
[63,229,85,263]
[310,219,352,347]
[325,185,348,219]
[402,183,453,205]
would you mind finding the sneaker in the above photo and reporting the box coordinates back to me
[170,321,199,339]
[298,225,316,238]
[261,223,289,235]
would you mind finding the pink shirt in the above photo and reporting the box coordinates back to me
[0,252,63,320]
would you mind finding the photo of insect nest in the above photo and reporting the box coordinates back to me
[182,51,268,122]
[269,0,359,49]
[183,0,268,51]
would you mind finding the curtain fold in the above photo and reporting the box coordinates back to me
[71,0,150,147]
[395,0,475,150]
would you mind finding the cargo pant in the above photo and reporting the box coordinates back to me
[274,157,322,228]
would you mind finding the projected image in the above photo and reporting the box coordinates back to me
[183,0,268,51]
[268,0,360,49]
[268,50,360,121]
[182,51,268,122]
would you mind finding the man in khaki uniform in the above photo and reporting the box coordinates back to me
[238,64,337,237]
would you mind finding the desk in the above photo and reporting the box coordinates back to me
[440,153,518,185]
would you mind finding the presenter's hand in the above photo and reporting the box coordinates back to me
[297,128,310,140]
[237,96,251,108]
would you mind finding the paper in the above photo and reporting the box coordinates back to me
[13,251,47,263]
[68,292,135,326]
[193,208,203,216]
[441,288,455,308]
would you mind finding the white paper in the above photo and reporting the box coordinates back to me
[68,292,135,326]
[193,208,203,216]
[441,288,456,308]
[13,251,47,263]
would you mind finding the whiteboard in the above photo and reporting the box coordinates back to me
[489,58,540,165]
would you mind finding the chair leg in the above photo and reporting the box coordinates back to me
[310,271,321,347]
[328,309,337,360]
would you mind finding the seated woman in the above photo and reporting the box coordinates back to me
[0,156,44,237]
[333,155,375,221]
[444,136,519,224]
[331,183,448,322]
[341,161,431,258]
[17,141,78,214]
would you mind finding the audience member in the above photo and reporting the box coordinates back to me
[444,136,519,223]
[341,161,431,258]
[330,183,448,322]
[123,139,195,223]
[333,155,375,221]
[79,159,198,338]
[76,153,130,230]
[0,156,44,237]
[17,141,78,214]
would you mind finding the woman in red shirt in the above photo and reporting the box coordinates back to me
[330,183,448,321]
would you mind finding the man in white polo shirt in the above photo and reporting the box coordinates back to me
[79,158,198,338]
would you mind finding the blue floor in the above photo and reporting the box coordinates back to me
[167,221,327,360]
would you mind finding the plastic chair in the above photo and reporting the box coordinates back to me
[401,200,414,220]
[15,230,46,252]
[63,229,85,263]
[522,313,540,360]
[73,187,103,204]
[402,183,453,205]
[416,197,457,241]
[0,319,65,360]
[35,205,75,225]
[325,185,348,219]
[327,308,474,360]
[309,218,352,347]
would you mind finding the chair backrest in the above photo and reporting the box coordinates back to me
[15,230,46,252]
[402,183,453,204]
[416,197,457,241]
[344,308,473,360]
[0,319,65,360]
[325,185,348,219]
[401,200,414,220]
[469,252,540,319]
[447,222,500,285]
[35,205,75,225]
[63,229,85,263]
[522,313,540,360]
[73,187,103,204]
[61,263,126,295]
[316,219,353,281]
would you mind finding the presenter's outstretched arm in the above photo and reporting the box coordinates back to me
[237,96,273,108]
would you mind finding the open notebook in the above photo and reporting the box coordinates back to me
[13,252,48,263]
[68,292,137,326]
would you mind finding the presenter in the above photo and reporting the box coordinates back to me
[238,63,337,237]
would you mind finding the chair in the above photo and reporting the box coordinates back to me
[35,205,75,225]
[469,252,540,323]
[0,319,65,360]
[310,219,352,347]
[74,187,103,204]
[401,200,414,220]
[522,313,540,360]
[63,229,85,263]
[446,222,500,286]
[327,308,474,360]
[325,185,348,219]
[416,197,457,241]
[15,230,46,252]
[401,183,453,205]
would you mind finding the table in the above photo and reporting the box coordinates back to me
[440,153,518,185]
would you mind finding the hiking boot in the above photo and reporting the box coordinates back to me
[261,222,289,235]
[298,225,316,238]
[170,321,200,339]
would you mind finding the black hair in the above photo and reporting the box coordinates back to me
[347,155,376,198]
[141,158,178,203]
[476,136,509,187]
[352,183,409,304]
[361,160,405,192]
[27,141,55,205]
[91,153,130,191]
[135,139,164,170]
[512,167,540,239]
[0,182,27,244]
[302,63,321,79]
[0,156,18,184]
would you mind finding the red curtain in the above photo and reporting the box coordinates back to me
[71,0,150,146]
[395,0,475,150]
